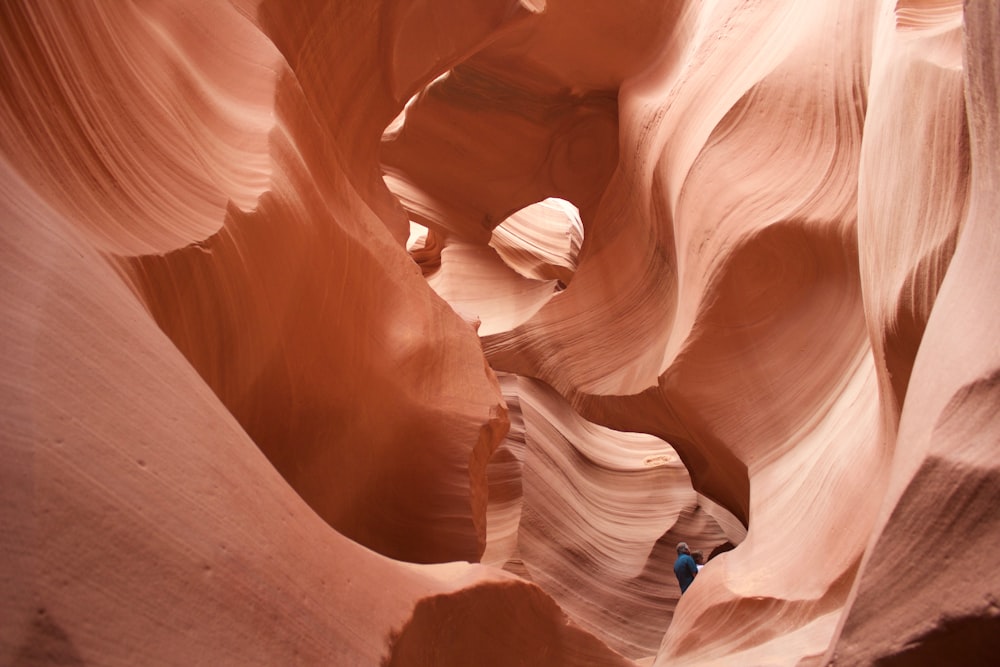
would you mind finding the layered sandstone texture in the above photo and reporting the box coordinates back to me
[2,0,998,666]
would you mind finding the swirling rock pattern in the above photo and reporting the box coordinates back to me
[2,0,998,665]
[484,374,738,659]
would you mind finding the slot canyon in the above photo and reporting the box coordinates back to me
[2,1,998,665]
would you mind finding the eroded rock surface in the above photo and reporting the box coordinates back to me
[2,0,997,665]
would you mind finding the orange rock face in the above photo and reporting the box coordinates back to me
[2,0,997,665]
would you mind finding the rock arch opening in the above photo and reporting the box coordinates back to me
[375,62,742,663]
[489,197,583,289]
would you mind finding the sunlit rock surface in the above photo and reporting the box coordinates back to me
[2,0,997,665]
[482,373,739,659]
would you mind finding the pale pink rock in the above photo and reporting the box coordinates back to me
[3,0,998,664]
[484,374,736,659]
[1,1,627,664]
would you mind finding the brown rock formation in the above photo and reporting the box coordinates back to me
[483,373,739,659]
[2,0,998,665]
[826,0,1000,663]
[1,0,626,664]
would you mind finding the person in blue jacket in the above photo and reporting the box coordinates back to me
[673,542,699,594]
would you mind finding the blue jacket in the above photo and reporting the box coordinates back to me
[674,553,698,593]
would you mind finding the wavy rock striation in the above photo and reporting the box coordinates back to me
[2,0,998,665]
[482,373,739,659]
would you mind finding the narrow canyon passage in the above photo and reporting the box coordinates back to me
[3,1,999,666]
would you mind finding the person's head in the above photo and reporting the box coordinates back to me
[692,550,704,565]
[676,542,690,555]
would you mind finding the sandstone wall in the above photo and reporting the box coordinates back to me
[2,0,997,665]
